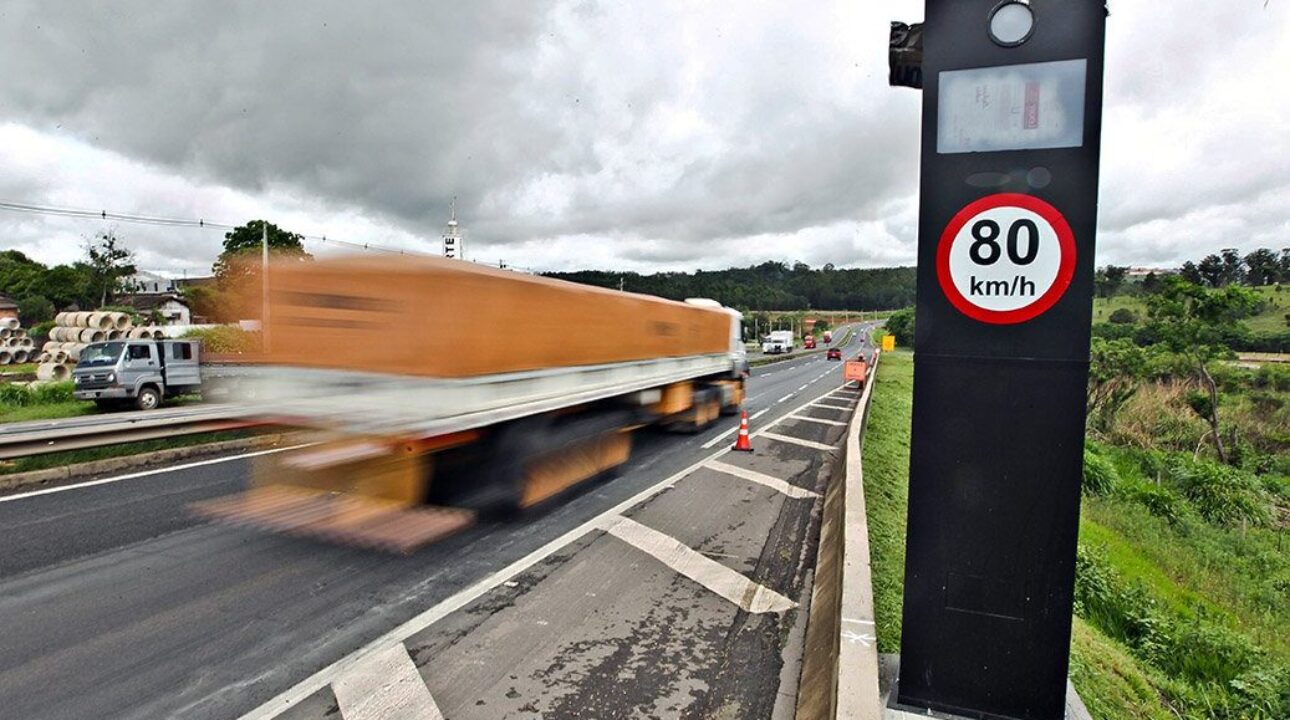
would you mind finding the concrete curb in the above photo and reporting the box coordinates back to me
[795,351,881,720]
[835,352,882,719]
[0,432,296,493]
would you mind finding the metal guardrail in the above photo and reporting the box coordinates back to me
[0,405,259,460]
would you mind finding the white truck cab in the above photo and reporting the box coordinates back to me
[73,339,202,410]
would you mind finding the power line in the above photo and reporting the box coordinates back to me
[0,198,548,274]
[0,199,422,256]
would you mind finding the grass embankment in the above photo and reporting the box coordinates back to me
[857,350,1290,718]
[0,428,266,476]
[1093,286,1287,333]
[0,382,93,423]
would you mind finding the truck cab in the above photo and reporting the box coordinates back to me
[73,339,202,410]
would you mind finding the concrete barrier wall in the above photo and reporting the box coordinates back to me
[796,352,881,720]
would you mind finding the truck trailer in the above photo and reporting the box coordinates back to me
[197,255,749,551]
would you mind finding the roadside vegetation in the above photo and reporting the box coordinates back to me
[0,428,267,477]
[0,382,93,423]
[862,271,1290,719]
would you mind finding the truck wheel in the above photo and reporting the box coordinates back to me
[135,386,162,411]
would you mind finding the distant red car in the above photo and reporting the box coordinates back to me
[826,348,842,361]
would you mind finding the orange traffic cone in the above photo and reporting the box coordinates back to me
[732,409,754,452]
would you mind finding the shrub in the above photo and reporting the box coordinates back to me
[0,381,75,408]
[1109,307,1138,324]
[182,325,261,354]
[1117,479,1186,525]
[884,308,915,348]
[1168,459,1271,527]
[1083,448,1119,496]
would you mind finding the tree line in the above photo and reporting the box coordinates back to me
[0,221,311,326]
[545,261,916,311]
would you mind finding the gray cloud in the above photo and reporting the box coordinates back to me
[0,1,1286,274]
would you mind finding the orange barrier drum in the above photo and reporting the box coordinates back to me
[263,254,732,378]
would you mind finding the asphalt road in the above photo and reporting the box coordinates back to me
[0,325,876,720]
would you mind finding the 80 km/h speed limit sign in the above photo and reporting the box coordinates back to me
[936,193,1075,325]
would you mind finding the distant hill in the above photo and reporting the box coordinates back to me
[545,261,915,311]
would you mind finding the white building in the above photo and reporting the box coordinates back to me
[127,270,178,294]
[117,293,192,325]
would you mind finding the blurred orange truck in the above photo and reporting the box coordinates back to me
[196,254,749,551]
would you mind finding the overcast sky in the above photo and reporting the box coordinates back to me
[1,1,1286,276]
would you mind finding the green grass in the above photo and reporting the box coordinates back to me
[0,400,95,423]
[859,348,913,653]
[1093,285,1288,332]
[0,362,40,375]
[856,348,1290,718]
[0,428,263,476]
[1069,619,1175,720]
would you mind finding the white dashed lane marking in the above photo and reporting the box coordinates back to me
[756,431,836,452]
[704,460,819,499]
[597,515,796,614]
[788,414,847,427]
[331,643,443,720]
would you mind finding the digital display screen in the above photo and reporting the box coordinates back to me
[937,59,1086,154]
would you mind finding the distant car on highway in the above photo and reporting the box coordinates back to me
[826,348,842,361]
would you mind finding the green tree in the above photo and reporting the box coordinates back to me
[1087,337,1146,433]
[17,294,55,324]
[1243,248,1280,286]
[1145,277,1259,463]
[1094,265,1129,298]
[181,284,233,323]
[212,219,312,287]
[885,308,916,347]
[84,231,137,307]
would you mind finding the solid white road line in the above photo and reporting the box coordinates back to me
[598,515,796,613]
[757,432,837,452]
[788,414,847,427]
[0,444,310,504]
[239,383,840,720]
[331,644,443,720]
[705,460,819,499]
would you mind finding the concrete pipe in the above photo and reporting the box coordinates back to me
[36,363,71,382]
[0,317,18,330]
[106,330,123,341]
[42,341,59,353]
[12,349,28,363]
[128,327,147,339]
[79,328,105,343]
[88,312,110,329]
[18,338,33,348]
[0,350,10,364]
[0,328,10,340]
[70,311,88,327]
[55,312,71,326]
[48,327,70,342]
[110,312,131,330]
[50,349,69,364]
[65,345,83,361]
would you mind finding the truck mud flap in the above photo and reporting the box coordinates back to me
[192,486,475,553]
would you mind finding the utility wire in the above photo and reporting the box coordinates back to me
[0,198,544,273]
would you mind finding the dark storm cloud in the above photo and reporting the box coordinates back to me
[0,0,920,265]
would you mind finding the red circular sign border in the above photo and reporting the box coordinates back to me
[936,193,1076,325]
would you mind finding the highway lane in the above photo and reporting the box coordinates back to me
[0,324,874,720]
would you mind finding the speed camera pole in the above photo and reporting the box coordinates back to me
[895,2,1106,719]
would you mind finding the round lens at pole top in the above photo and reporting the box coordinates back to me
[989,2,1034,46]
